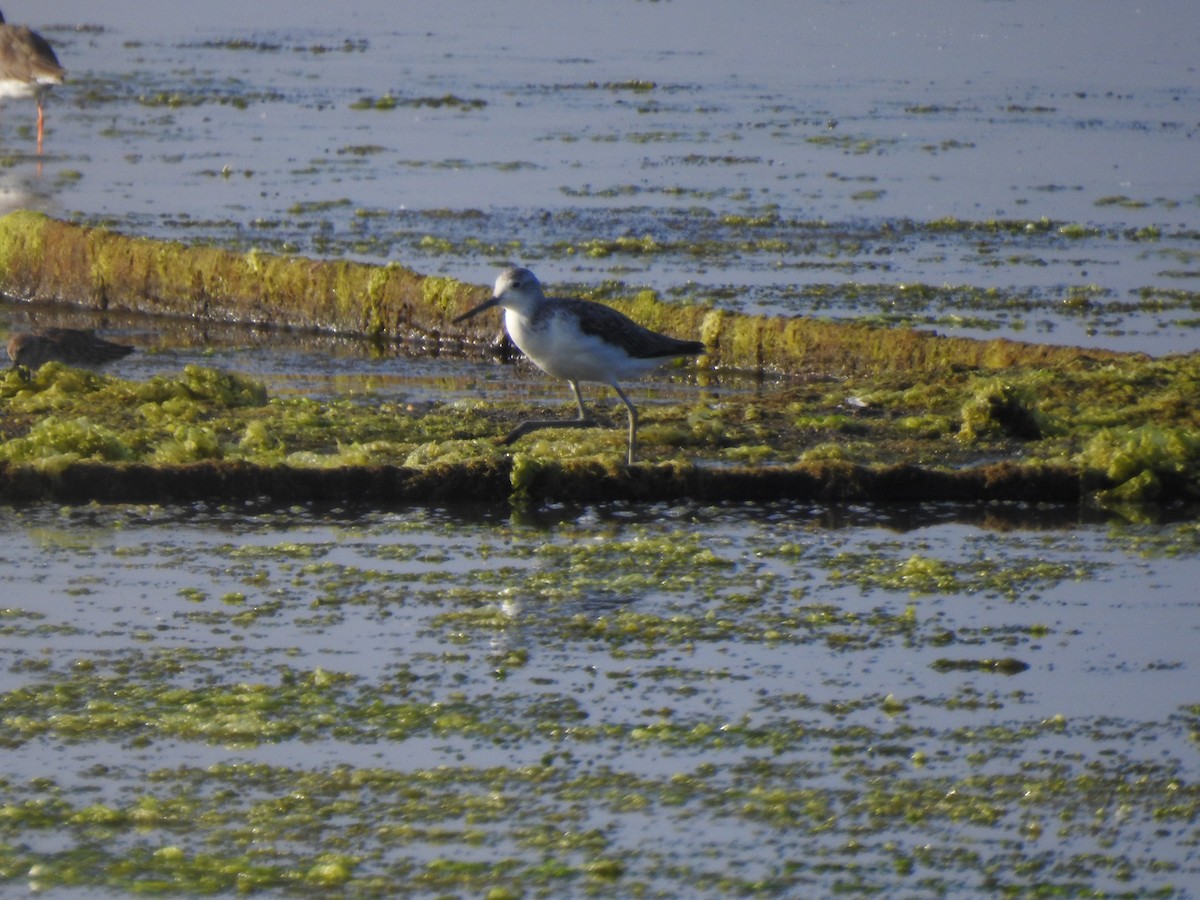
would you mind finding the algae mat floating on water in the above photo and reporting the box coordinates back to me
[0,213,1197,507]
[0,501,1196,896]
[1,355,1198,508]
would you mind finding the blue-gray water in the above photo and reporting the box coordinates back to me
[4,0,1198,354]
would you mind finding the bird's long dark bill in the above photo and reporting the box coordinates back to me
[452,296,500,324]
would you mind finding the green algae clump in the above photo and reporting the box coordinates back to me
[1079,424,1200,500]
[0,416,134,467]
[422,275,485,321]
[2,365,267,467]
[958,379,1045,442]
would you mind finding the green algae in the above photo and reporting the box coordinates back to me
[824,549,1093,601]
[930,658,1031,675]
[0,656,1192,895]
[0,211,470,344]
[1080,426,1200,494]
[420,274,478,320]
[350,94,486,111]
[1,215,1199,507]
[0,501,1195,896]
[957,378,1046,442]
[806,133,898,154]
[3,347,1200,506]
[0,212,1147,375]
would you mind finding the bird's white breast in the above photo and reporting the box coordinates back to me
[0,80,38,99]
[505,307,660,385]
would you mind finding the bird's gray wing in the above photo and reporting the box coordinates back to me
[558,298,704,359]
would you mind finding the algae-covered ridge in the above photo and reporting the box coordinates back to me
[0,211,1135,373]
[1,212,1199,508]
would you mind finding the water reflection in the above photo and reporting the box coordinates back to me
[0,166,48,217]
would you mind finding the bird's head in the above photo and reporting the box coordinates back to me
[453,266,545,324]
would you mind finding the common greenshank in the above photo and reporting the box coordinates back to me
[454,266,706,464]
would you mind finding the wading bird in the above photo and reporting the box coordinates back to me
[7,328,134,370]
[0,9,65,154]
[454,266,706,464]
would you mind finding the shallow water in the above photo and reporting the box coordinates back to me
[1,1,1199,896]
[3,0,1199,356]
[0,502,1198,894]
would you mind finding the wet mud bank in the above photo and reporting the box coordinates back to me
[0,457,1098,507]
[0,212,1132,375]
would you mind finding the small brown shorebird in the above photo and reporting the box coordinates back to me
[0,9,65,154]
[7,328,135,370]
[454,266,706,464]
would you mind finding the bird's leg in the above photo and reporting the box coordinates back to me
[36,101,44,155]
[568,381,589,420]
[610,383,639,465]
[499,380,599,445]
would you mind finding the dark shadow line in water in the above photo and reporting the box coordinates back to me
[2,459,1193,530]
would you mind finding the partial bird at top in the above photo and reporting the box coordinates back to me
[454,266,706,465]
[0,9,65,154]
